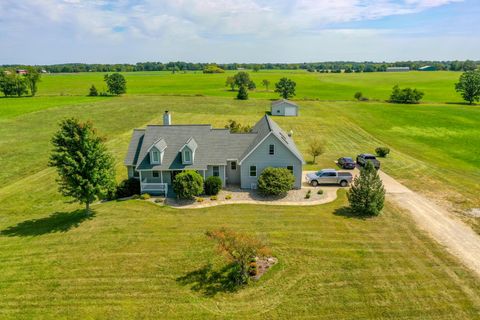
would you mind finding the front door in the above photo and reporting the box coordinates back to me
[226,161,240,185]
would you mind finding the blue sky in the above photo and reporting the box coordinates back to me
[0,0,478,64]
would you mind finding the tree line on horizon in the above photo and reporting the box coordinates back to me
[1,60,478,74]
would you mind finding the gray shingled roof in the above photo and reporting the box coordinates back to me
[124,115,304,170]
[239,115,305,164]
[271,99,299,107]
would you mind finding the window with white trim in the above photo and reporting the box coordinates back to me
[249,165,257,177]
[230,161,237,170]
[151,150,160,164]
[269,144,275,155]
[287,165,294,174]
[213,166,220,177]
[183,150,192,163]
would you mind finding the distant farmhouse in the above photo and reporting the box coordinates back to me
[386,67,410,72]
[271,99,299,116]
[419,66,436,71]
[16,69,28,75]
[125,111,305,195]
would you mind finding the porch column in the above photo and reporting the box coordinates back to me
[139,171,143,193]
[223,165,226,187]
[160,171,163,184]
[203,170,206,180]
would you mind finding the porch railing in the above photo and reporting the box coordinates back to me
[141,180,168,195]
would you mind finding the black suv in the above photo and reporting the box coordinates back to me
[337,157,356,169]
[356,154,381,169]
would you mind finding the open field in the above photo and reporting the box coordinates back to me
[2,193,480,319]
[17,70,464,103]
[1,70,480,318]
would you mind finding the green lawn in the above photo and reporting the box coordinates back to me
[1,71,480,318]
[35,70,463,103]
[1,193,480,319]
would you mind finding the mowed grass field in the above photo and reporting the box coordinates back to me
[1,70,480,318]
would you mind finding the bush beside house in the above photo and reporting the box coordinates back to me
[258,167,295,196]
[173,170,204,199]
[205,176,222,195]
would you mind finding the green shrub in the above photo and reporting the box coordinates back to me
[237,85,248,100]
[258,167,295,196]
[305,190,311,199]
[115,178,141,198]
[347,162,385,216]
[389,85,424,104]
[154,198,164,204]
[225,194,232,200]
[354,92,363,100]
[88,85,98,96]
[196,197,205,203]
[375,147,391,157]
[205,176,222,195]
[140,193,151,200]
[210,195,218,201]
[173,170,204,200]
[317,189,324,195]
[132,194,140,199]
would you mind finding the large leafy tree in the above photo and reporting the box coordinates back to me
[49,118,116,213]
[347,161,385,216]
[389,85,424,104]
[25,67,42,96]
[104,73,127,95]
[455,70,480,105]
[275,77,296,99]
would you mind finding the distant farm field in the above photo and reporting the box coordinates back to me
[1,70,480,318]
[29,70,462,102]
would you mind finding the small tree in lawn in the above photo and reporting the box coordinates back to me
[354,92,363,101]
[225,76,236,91]
[237,85,248,100]
[308,139,325,163]
[104,73,126,95]
[49,118,116,213]
[347,161,385,216]
[206,228,270,285]
[262,79,270,91]
[275,77,296,99]
[88,85,98,96]
[455,70,480,105]
[25,67,41,96]
[172,170,203,199]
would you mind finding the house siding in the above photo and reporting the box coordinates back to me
[205,165,226,187]
[240,134,302,189]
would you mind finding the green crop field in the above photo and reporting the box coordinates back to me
[1,70,480,318]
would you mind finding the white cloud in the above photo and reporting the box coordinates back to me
[0,0,474,63]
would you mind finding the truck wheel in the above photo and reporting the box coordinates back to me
[340,180,348,187]
[311,180,318,187]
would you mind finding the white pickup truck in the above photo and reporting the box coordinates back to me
[305,169,353,187]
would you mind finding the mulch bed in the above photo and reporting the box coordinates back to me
[251,256,278,280]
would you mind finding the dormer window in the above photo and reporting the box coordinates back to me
[147,138,167,166]
[183,149,192,164]
[150,149,160,164]
[180,137,197,165]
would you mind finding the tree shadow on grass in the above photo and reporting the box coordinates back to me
[1,209,95,237]
[333,206,369,220]
[176,263,244,297]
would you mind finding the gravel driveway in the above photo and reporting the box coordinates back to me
[380,171,480,278]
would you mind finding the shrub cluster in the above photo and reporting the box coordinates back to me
[389,85,424,104]
[347,162,385,216]
[115,178,141,198]
[258,167,295,197]
[375,147,391,157]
